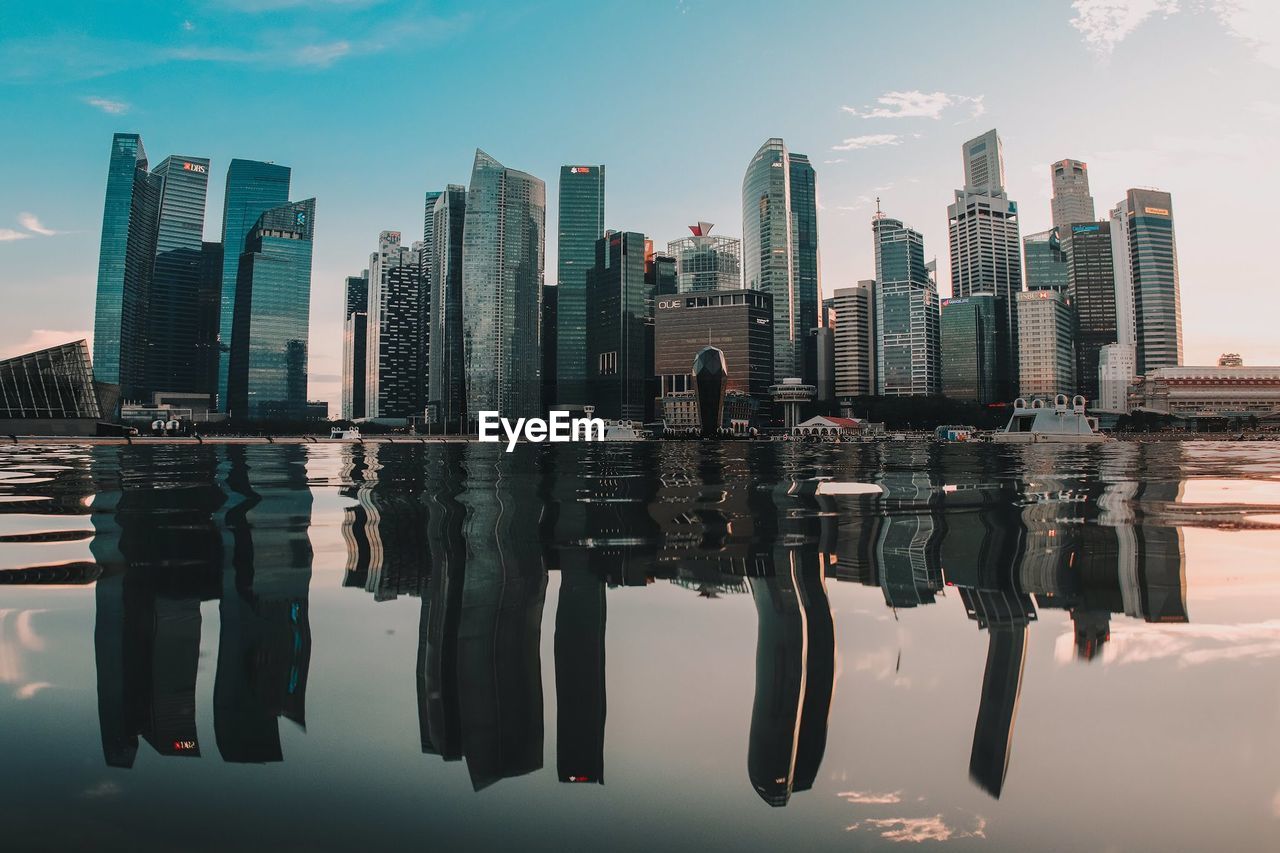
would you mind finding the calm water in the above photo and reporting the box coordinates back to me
[1,441,1278,851]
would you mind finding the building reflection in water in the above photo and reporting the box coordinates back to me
[0,440,1192,804]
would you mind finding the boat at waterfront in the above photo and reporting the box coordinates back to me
[601,421,648,441]
[992,395,1112,444]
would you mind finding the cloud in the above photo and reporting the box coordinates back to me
[832,134,906,151]
[0,330,93,360]
[82,781,122,799]
[1070,0,1180,55]
[17,213,58,236]
[0,229,31,242]
[846,814,987,843]
[1053,619,1280,667]
[1071,1,1280,68]
[838,790,903,804]
[182,20,196,32]
[83,96,130,115]
[842,90,986,121]
[16,681,52,700]
[1210,0,1280,68]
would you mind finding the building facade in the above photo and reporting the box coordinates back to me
[790,153,820,387]
[427,185,467,428]
[654,289,774,411]
[0,340,104,435]
[940,294,1000,403]
[341,273,368,420]
[1050,159,1095,231]
[365,231,422,419]
[586,231,651,421]
[1064,221,1115,401]
[874,214,939,396]
[1016,290,1075,400]
[462,150,546,421]
[1119,189,1182,373]
[1023,229,1068,293]
[667,222,741,293]
[227,198,316,419]
[830,282,875,399]
[1130,366,1280,418]
[555,164,605,409]
[217,159,291,410]
[1097,343,1136,413]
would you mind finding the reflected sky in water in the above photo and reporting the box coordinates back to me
[1,441,1279,851]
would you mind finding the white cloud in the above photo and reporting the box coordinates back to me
[846,814,987,843]
[842,91,985,121]
[1070,0,1180,55]
[182,20,196,32]
[832,134,905,151]
[1054,619,1280,667]
[16,681,52,700]
[292,41,352,66]
[1071,1,1280,67]
[17,212,57,236]
[838,790,903,804]
[0,229,31,242]
[1210,0,1280,68]
[83,96,130,115]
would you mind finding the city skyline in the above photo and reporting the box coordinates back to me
[3,1,1280,409]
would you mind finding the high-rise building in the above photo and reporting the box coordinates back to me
[462,150,546,421]
[1118,189,1182,373]
[1016,290,1076,400]
[556,164,605,409]
[654,288,774,411]
[1097,343,1136,413]
[1064,221,1115,401]
[874,214,939,396]
[94,133,159,399]
[1109,203,1136,348]
[542,284,558,414]
[948,129,1022,400]
[341,273,368,420]
[197,242,223,399]
[227,198,316,419]
[830,282,875,400]
[1050,159,1095,231]
[743,138,818,383]
[366,231,423,419]
[216,159,291,410]
[940,294,1001,402]
[1023,229,1068,293]
[427,185,467,428]
[667,222,741,293]
[147,155,212,397]
[586,231,651,421]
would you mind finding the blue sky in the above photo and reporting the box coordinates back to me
[2,0,1279,405]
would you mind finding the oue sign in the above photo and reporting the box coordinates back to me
[657,300,682,309]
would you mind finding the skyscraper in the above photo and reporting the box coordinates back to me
[94,133,159,400]
[366,231,424,419]
[1016,290,1075,399]
[227,198,316,419]
[940,294,1001,402]
[1023,229,1068,293]
[1050,159,1095,231]
[586,231,651,421]
[1065,221,1115,400]
[874,214,939,396]
[948,129,1022,400]
[462,150,546,421]
[217,159,291,410]
[743,138,819,383]
[1118,189,1182,373]
[830,282,875,400]
[341,273,368,420]
[555,164,604,409]
[427,185,467,428]
[667,222,741,293]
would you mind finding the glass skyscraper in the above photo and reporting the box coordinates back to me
[427,186,467,428]
[93,133,160,400]
[227,198,316,419]
[555,164,604,409]
[874,214,939,396]
[585,231,650,421]
[940,294,1001,402]
[148,155,211,396]
[217,159,291,410]
[667,223,741,294]
[1023,229,1068,293]
[366,231,423,419]
[789,153,819,387]
[341,273,368,420]
[1065,221,1115,400]
[1121,189,1182,373]
[462,150,546,421]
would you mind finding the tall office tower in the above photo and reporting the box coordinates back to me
[790,153,820,387]
[541,284,558,413]
[743,138,819,383]
[1016,290,1076,399]
[341,273,368,419]
[1050,159,1095,231]
[216,159,291,410]
[420,191,441,406]
[146,154,212,397]
[814,317,835,405]
[940,294,1001,402]
[874,213,939,396]
[1064,221,1116,400]
[830,282,875,399]
[1097,343,1136,413]
[196,242,223,398]
[462,150,546,421]
[585,231,651,421]
[1108,202,1136,347]
[948,129,1022,400]
[94,133,159,399]
[1118,189,1182,372]
[1023,229,1068,292]
[227,198,316,419]
[427,185,467,428]
[667,222,741,293]
[366,231,423,418]
[555,164,605,409]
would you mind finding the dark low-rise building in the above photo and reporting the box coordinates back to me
[0,340,118,435]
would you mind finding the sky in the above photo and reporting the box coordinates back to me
[2,0,1279,408]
